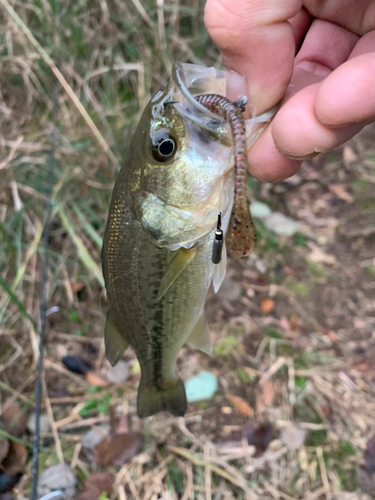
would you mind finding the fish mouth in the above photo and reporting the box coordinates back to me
[171,62,277,148]
[171,62,235,144]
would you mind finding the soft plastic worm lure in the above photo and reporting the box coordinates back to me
[195,94,257,259]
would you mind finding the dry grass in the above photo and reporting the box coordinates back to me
[1,1,375,499]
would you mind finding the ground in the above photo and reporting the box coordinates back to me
[0,1,375,499]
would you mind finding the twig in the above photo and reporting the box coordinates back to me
[42,377,64,465]
[316,447,331,500]
[168,445,248,491]
[204,443,212,500]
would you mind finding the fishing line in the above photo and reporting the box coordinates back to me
[30,80,60,500]
[30,4,62,497]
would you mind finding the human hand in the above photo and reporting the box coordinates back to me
[205,0,375,181]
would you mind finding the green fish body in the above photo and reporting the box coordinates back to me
[102,63,274,418]
[102,65,234,417]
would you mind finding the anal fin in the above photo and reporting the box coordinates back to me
[185,313,212,356]
[104,310,129,366]
[157,245,198,301]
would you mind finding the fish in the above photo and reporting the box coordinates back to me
[102,63,274,418]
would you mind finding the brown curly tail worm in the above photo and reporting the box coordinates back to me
[194,93,256,259]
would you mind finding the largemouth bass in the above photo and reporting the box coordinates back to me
[102,63,274,418]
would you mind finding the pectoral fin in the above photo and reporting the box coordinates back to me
[104,310,129,366]
[185,314,212,356]
[157,246,198,301]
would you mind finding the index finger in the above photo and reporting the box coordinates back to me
[205,0,302,113]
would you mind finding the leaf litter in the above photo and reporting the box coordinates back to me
[1,0,375,498]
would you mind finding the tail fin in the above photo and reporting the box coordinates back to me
[137,377,187,418]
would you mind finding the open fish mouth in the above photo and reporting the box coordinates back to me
[170,62,277,148]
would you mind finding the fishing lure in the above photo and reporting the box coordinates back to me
[195,94,257,260]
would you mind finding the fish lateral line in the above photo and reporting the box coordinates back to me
[194,93,257,260]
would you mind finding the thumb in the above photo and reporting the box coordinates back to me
[205,0,302,113]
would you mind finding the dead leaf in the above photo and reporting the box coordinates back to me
[261,379,274,407]
[260,298,274,315]
[353,360,372,373]
[62,356,93,375]
[289,314,300,332]
[307,242,336,265]
[0,440,9,465]
[85,371,109,388]
[328,184,354,203]
[0,471,23,494]
[71,281,84,292]
[0,402,27,437]
[226,394,253,417]
[243,421,273,456]
[38,463,76,498]
[281,425,306,450]
[94,432,142,466]
[78,472,114,500]
[0,442,28,476]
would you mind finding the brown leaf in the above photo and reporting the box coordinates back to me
[0,440,9,465]
[85,371,109,388]
[243,421,273,456]
[78,472,114,500]
[0,402,27,437]
[94,432,142,467]
[0,442,28,476]
[328,184,354,203]
[260,298,274,315]
[261,379,274,407]
[226,394,253,417]
[289,314,300,332]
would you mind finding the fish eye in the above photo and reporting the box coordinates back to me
[152,136,177,162]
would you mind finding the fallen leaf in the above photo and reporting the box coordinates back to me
[226,395,253,417]
[0,471,23,494]
[62,356,93,375]
[353,361,372,373]
[250,201,272,218]
[260,298,274,315]
[0,402,27,437]
[78,472,114,500]
[326,330,338,342]
[264,212,301,236]
[243,421,273,456]
[85,371,109,388]
[27,413,51,437]
[94,432,142,467]
[328,184,354,203]
[1,442,28,476]
[81,425,110,450]
[38,463,76,499]
[289,314,300,332]
[261,379,274,408]
[281,425,306,450]
[307,242,336,265]
[106,361,130,384]
[71,281,84,292]
[0,439,9,465]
